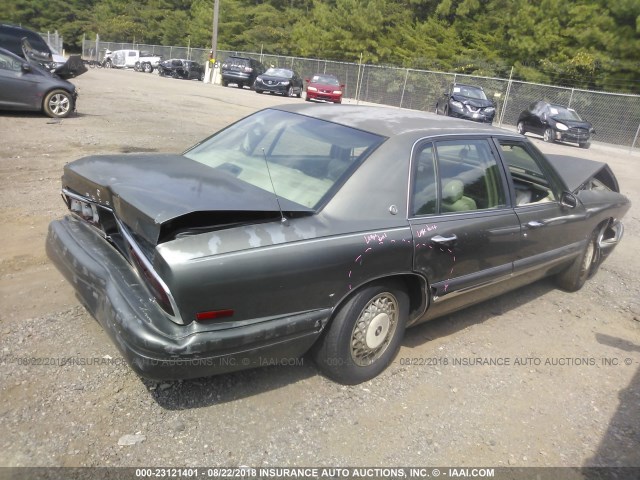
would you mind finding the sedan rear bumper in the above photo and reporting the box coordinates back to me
[46,216,329,380]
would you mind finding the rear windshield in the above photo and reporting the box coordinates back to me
[184,109,384,209]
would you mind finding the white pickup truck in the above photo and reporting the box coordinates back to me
[103,49,162,72]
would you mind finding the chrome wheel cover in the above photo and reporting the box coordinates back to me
[350,292,399,366]
[48,94,70,116]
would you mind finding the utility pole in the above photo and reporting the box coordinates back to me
[206,0,220,84]
[211,0,219,63]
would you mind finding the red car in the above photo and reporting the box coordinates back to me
[305,74,344,103]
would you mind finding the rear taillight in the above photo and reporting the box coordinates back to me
[196,309,234,322]
[129,246,175,316]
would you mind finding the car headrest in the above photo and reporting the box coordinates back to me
[442,179,464,203]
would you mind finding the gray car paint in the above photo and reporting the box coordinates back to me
[46,104,631,380]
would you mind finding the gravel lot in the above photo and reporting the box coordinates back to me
[1,69,639,470]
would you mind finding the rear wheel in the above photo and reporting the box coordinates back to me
[312,281,408,385]
[142,62,153,73]
[236,82,244,89]
[222,79,228,87]
[43,89,74,118]
[543,127,554,143]
[555,228,601,292]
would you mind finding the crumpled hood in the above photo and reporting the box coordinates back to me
[546,154,619,193]
[62,154,312,244]
[451,94,493,108]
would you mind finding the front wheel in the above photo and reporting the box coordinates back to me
[312,281,408,385]
[517,121,526,135]
[286,86,293,97]
[543,127,555,143]
[579,141,591,149]
[43,89,74,118]
[555,228,601,292]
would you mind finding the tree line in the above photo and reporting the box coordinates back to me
[4,0,640,93]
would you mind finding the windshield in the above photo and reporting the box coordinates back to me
[265,68,293,78]
[311,75,340,86]
[548,105,583,121]
[453,85,488,100]
[184,109,384,209]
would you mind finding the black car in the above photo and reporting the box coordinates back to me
[0,46,77,118]
[517,101,594,149]
[255,67,303,97]
[157,58,205,80]
[220,56,264,89]
[436,83,496,123]
[47,105,629,385]
[0,23,86,79]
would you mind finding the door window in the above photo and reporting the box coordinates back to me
[497,141,557,205]
[411,139,506,216]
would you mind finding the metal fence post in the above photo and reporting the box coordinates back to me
[568,88,574,108]
[631,123,640,152]
[400,68,409,109]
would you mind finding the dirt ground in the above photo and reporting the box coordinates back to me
[1,69,639,470]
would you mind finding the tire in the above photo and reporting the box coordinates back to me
[444,105,449,116]
[255,89,263,94]
[312,281,408,385]
[296,87,302,98]
[104,59,112,69]
[43,89,74,118]
[305,95,311,102]
[134,61,141,72]
[555,228,601,292]
[543,127,554,143]
[579,141,591,149]
[199,72,205,81]
[222,79,228,87]
[435,104,439,115]
[517,121,526,135]
[142,62,153,73]
[236,82,244,89]
[286,86,293,97]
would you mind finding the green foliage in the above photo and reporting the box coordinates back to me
[3,0,639,92]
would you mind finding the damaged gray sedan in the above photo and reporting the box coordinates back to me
[47,104,630,384]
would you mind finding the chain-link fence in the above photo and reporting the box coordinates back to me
[39,31,64,54]
[82,38,640,149]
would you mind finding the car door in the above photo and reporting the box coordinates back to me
[493,138,587,278]
[409,138,521,321]
[0,51,39,109]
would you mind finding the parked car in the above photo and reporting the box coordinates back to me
[255,67,303,97]
[220,55,264,89]
[103,49,161,72]
[0,47,77,118]
[517,101,594,149]
[305,74,344,103]
[46,105,629,385]
[0,23,86,79]
[157,58,205,80]
[436,83,496,123]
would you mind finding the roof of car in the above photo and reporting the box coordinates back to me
[453,83,484,90]
[272,104,514,138]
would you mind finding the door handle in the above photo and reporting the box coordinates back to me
[526,220,545,229]
[431,234,458,245]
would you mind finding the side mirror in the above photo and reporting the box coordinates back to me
[560,191,578,209]
[443,92,449,97]
[340,84,345,88]
[21,63,32,73]
[305,78,310,83]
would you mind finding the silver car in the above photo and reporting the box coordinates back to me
[0,46,77,118]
